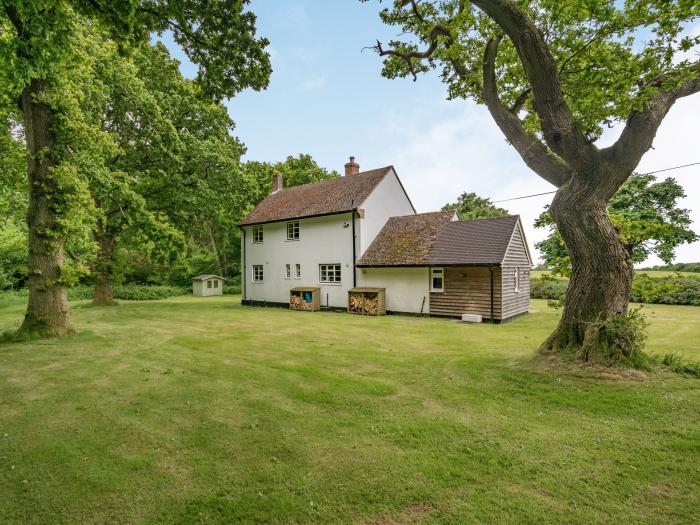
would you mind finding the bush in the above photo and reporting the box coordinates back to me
[531,273,700,306]
[593,307,649,366]
[66,284,189,301]
[530,275,567,300]
[630,274,700,305]
[223,274,241,295]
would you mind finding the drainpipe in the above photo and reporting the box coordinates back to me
[351,209,357,287]
[489,266,495,323]
[242,228,246,302]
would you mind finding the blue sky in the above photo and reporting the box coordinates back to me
[160,1,700,265]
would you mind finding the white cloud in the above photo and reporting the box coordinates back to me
[297,76,326,92]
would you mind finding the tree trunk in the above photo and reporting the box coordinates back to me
[541,179,634,361]
[19,79,74,336]
[93,226,117,306]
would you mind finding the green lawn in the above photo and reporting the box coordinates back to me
[1,296,698,524]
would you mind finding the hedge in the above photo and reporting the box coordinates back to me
[530,273,700,306]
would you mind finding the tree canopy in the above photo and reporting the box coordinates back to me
[442,192,508,219]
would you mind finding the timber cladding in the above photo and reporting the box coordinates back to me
[430,267,503,319]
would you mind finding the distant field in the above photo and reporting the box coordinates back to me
[0,296,698,523]
[531,270,698,280]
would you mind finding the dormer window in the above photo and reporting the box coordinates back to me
[287,221,300,240]
[252,225,263,243]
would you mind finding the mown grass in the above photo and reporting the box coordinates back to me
[0,296,698,524]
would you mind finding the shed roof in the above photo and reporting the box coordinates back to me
[356,214,523,267]
[239,166,398,225]
[192,274,225,281]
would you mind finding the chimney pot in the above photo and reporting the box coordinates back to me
[271,170,283,193]
[344,156,360,176]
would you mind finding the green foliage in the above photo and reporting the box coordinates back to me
[442,192,508,220]
[657,353,700,377]
[641,262,700,273]
[535,175,697,276]
[0,222,27,290]
[530,274,567,301]
[593,307,649,367]
[244,154,341,205]
[531,272,700,307]
[630,273,700,306]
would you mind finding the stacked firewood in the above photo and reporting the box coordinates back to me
[364,293,379,315]
[290,293,312,311]
[349,293,364,312]
[349,292,379,315]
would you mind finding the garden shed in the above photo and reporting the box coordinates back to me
[192,275,225,297]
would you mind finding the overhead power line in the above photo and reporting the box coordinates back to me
[491,161,700,203]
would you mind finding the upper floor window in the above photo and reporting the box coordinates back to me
[252,225,263,243]
[287,221,300,240]
[295,263,301,278]
[431,268,444,292]
[285,264,291,279]
[252,265,264,282]
[319,264,341,283]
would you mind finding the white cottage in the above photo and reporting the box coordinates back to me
[192,274,224,297]
[239,158,531,322]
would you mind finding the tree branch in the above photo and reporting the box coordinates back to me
[602,61,700,184]
[470,0,596,172]
[480,36,570,187]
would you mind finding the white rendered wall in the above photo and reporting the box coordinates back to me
[357,169,415,255]
[243,214,355,308]
[357,267,429,313]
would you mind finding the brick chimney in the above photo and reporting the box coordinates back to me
[344,156,360,176]
[271,170,283,193]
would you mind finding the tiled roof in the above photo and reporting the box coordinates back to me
[356,211,457,266]
[239,166,393,225]
[428,215,520,265]
[357,214,521,266]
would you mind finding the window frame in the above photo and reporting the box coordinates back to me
[213,280,219,289]
[319,263,342,284]
[252,265,264,283]
[286,221,300,240]
[514,267,520,292]
[285,264,291,279]
[207,280,212,289]
[295,263,301,279]
[252,225,264,244]
[430,267,444,293]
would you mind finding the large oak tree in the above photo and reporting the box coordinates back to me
[1,0,271,335]
[367,0,700,361]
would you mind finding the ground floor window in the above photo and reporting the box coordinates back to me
[252,265,264,282]
[213,280,218,288]
[295,263,301,278]
[431,267,444,292]
[319,264,341,283]
[514,267,520,292]
[207,280,212,289]
[285,264,291,278]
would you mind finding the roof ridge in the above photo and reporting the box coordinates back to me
[271,165,393,194]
